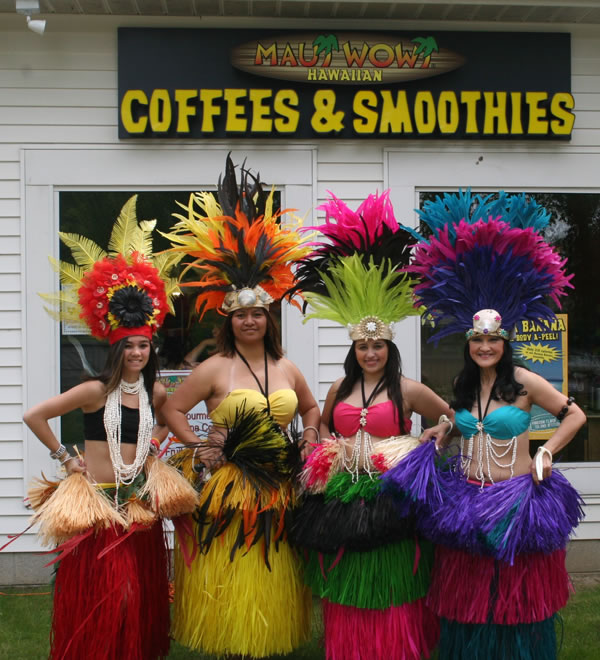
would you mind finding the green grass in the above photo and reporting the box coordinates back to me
[1,582,598,659]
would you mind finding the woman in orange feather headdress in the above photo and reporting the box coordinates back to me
[18,197,198,660]
[161,155,320,658]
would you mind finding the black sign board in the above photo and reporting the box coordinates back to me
[118,28,573,140]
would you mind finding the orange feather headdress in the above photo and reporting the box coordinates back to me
[162,155,310,319]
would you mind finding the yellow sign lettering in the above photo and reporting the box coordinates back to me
[174,89,198,133]
[461,91,481,134]
[311,90,345,133]
[224,89,248,132]
[550,92,575,135]
[379,90,413,133]
[414,91,436,133]
[199,89,224,132]
[149,89,171,133]
[352,91,378,134]
[483,91,508,134]
[121,90,148,133]
[526,92,549,134]
[437,91,459,133]
[273,90,300,132]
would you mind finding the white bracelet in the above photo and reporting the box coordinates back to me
[303,425,320,444]
[50,443,68,461]
[438,414,453,438]
[535,445,553,481]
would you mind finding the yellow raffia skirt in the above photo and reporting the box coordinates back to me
[172,465,312,657]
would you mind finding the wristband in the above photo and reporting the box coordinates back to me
[535,445,553,481]
[50,444,68,461]
[438,414,453,438]
[303,425,320,444]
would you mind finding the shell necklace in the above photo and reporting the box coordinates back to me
[103,374,154,502]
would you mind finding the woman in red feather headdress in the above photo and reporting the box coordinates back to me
[19,196,198,660]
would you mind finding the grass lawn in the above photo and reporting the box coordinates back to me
[1,579,599,659]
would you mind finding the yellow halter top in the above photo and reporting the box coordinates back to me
[209,388,298,428]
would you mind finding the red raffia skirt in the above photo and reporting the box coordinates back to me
[50,521,170,660]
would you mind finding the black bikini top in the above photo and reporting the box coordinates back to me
[83,405,152,444]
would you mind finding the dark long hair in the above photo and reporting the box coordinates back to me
[451,339,526,411]
[215,309,284,360]
[329,340,408,435]
[86,336,158,401]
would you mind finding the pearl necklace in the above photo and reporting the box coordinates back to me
[343,375,385,483]
[103,374,154,502]
[343,422,376,483]
[460,422,518,488]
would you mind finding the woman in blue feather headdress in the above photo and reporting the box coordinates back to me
[383,190,587,660]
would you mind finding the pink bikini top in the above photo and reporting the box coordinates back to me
[333,400,412,437]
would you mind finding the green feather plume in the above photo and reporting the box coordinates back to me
[302,254,420,327]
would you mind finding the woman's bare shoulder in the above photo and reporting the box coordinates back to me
[192,352,231,374]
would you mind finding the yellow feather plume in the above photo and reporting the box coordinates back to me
[57,233,106,269]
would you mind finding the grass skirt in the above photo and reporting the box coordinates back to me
[386,444,579,659]
[173,515,312,657]
[323,598,439,660]
[438,616,558,660]
[50,520,170,660]
[171,408,311,657]
[295,439,439,660]
[22,465,191,660]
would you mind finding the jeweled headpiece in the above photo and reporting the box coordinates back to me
[41,195,181,344]
[465,309,509,340]
[290,191,420,340]
[162,155,310,319]
[409,190,573,343]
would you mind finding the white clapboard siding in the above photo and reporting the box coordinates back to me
[1,88,116,108]
[0,107,116,126]
[0,367,23,385]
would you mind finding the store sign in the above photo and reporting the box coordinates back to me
[511,314,568,440]
[231,33,465,85]
[118,28,574,140]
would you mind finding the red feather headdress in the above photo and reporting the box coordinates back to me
[41,196,181,344]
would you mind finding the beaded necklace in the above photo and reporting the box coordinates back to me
[343,374,386,482]
[104,374,154,503]
[460,378,518,487]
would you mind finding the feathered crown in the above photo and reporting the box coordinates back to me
[292,191,420,340]
[161,155,310,319]
[41,195,181,344]
[411,190,573,343]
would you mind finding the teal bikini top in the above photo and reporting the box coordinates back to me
[456,406,531,440]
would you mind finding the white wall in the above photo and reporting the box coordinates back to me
[1,15,599,552]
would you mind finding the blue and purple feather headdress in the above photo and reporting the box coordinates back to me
[411,190,573,343]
